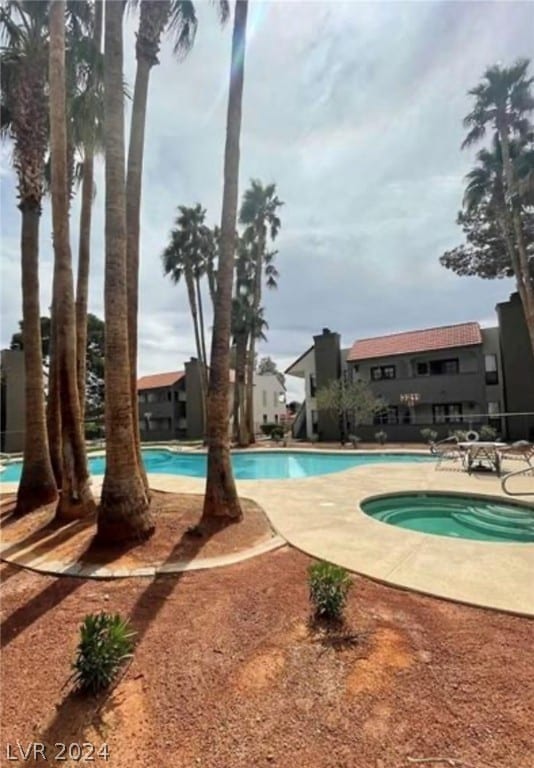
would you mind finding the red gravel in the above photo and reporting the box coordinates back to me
[1,549,532,768]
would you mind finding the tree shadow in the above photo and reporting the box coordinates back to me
[0,515,95,560]
[1,577,84,649]
[0,561,24,585]
[0,536,138,650]
[127,515,233,645]
[21,513,237,761]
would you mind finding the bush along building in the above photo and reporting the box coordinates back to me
[137,358,286,442]
[286,293,534,443]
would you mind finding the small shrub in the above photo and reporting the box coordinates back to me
[271,425,284,442]
[420,428,438,444]
[71,613,135,695]
[308,561,352,621]
[374,430,387,445]
[480,424,497,440]
[260,423,277,437]
[348,434,361,448]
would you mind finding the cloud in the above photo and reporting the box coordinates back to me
[1,0,531,408]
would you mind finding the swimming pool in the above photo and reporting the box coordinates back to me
[361,493,534,543]
[0,449,434,483]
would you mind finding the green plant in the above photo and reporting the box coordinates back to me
[480,424,498,440]
[270,425,284,441]
[308,561,352,621]
[420,428,438,444]
[348,434,361,448]
[260,423,277,437]
[449,429,468,442]
[71,613,135,695]
[374,430,387,445]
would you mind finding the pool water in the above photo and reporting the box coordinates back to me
[0,449,434,483]
[361,493,534,543]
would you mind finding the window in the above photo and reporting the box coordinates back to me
[262,390,267,407]
[374,406,399,425]
[138,392,146,403]
[432,403,463,424]
[371,365,396,381]
[429,358,459,376]
[488,401,500,416]
[273,391,278,408]
[167,391,172,401]
[416,362,428,376]
[275,414,279,424]
[263,414,268,423]
[309,373,317,397]
[485,354,498,385]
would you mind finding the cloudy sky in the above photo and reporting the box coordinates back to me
[1,0,532,402]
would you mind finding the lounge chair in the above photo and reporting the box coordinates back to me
[499,441,534,467]
[430,437,467,470]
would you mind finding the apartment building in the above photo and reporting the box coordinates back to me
[287,294,533,443]
[138,358,286,442]
[0,349,26,453]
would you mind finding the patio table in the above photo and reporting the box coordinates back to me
[458,441,507,476]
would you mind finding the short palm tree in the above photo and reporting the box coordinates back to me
[239,180,283,442]
[202,0,248,522]
[0,0,58,514]
[98,0,154,543]
[463,59,534,353]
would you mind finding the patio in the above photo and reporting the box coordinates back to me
[2,457,533,615]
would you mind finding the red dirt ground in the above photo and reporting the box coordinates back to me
[1,547,532,768]
[0,492,274,568]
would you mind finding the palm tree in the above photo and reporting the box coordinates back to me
[49,0,94,519]
[463,60,534,353]
[162,203,211,430]
[47,0,102,488]
[74,0,103,421]
[0,0,58,514]
[239,180,283,442]
[202,0,248,522]
[98,0,154,543]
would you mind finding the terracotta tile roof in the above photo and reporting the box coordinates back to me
[137,371,185,390]
[347,322,482,362]
[137,368,236,389]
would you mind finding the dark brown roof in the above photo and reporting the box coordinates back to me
[347,322,482,362]
[137,371,185,390]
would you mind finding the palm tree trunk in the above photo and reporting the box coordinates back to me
[195,272,209,427]
[98,0,154,543]
[126,54,152,494]
[499,125,534,356]
[75,153,93,422]
[49,0,95,521]
[47,294,63,488]
[202,0,248,522]
[186,270,206,434]
[235,331,248,446]
[195,273,208,370]
[245,333,255,443]
[15,203,58,515]
[76,0,102,423]
[245,234,264,443]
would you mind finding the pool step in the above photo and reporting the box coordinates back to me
[452,511,534,539]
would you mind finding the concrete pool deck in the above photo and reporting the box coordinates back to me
[1,459,533,615]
